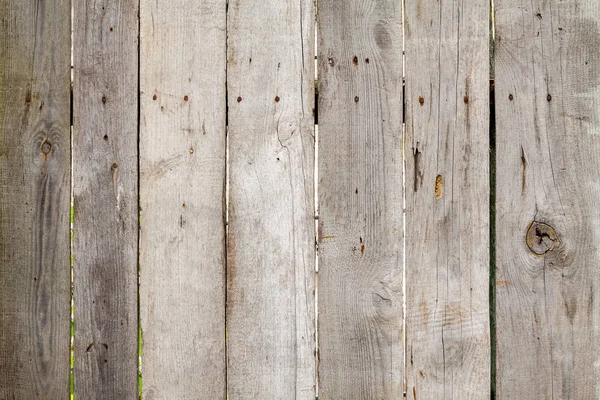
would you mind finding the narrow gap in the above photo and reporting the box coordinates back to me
[401,0,407,395]
[489,0,496,398]
[489,78,496,400]
[69,1,75,398]
[224,0,230,398]
[313,2,319,397]
[137,0,143,397]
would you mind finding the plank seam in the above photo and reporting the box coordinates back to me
[224,0,230,398]
[489,0,496,396]
[137,0,142,397]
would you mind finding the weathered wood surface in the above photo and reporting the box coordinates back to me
[0,0,71,398]
[317,1,403,397]
[404,0,491,398]
[139,0,227,398]
[226,0,316,398]
[495,1,600,398]
[72,0,139,398]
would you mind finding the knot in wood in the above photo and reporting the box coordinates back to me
[526,221,559,255]
[41,140,52,155]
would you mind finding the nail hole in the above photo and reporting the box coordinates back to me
[418,96,425,106]
[275,96,280,103]
[237,96,242,103]
[184,95,189,102]
[153,94,157,101]
[103,135,108,141]
[509,94,514,101]
[547,94,552,102]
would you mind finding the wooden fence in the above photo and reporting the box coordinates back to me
[1,0,598,398]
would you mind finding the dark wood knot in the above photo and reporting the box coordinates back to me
[526,221,559,255]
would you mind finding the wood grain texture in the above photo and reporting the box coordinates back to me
[0,0,71,398]
[226,0,315,398]
[72,0,139,398]
[139,0,227,398]
[495,1,600,398]
[317,1,403,397]
[404,0,491,398]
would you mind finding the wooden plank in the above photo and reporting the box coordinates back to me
[0,0,71,398]
[317,1,403,397]
[139,0,227,398]
[72,0,139,398]
[495,1,600,398]
[404,0,491,398]
[226,0,315,397]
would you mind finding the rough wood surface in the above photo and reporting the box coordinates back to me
[495,1,600,398]
[139,0,227,398]
[226,0,316,398]
[317,1,404,397]
[72,0,139,398]
[0,0,71,398]
[404,0,491,398]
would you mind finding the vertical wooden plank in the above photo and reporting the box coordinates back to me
[404,0,491,398]
[0,0,71,398]
[226,0,315,397]
[317,1,403,397]
[139,0,227,398]
[495,1,600,398]
[72,0,139,398]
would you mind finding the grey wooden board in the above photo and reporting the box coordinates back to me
[139,0,227,398]
[317,1,404,397]
[72,0,139,398]
[0,0,71,398]
[404,0,491,398]
[495,1,600,398]
[226,0,316,397]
